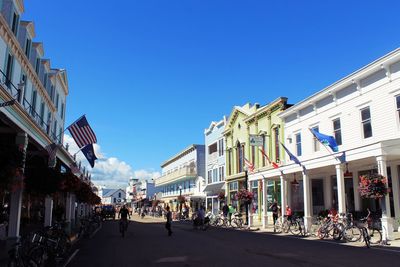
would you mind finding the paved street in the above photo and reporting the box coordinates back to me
[68,216,400,267]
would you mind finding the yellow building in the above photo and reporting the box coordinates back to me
[223,98,290,226]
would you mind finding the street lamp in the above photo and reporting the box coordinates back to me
[178,185,183,215]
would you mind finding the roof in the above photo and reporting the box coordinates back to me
[102,189,124,198]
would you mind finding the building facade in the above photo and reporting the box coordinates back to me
[100,189,126,206]
[155,145,206,213]
[0,0,89,238]
[204,117,226,214]
[223,99,290,226]
[275,48,400,239]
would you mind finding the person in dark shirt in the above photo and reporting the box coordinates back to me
[119,205,130,220]
[165,206,173,236]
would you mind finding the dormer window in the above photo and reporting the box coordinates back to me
[11,12,19,35]
[35,58,40,74]
[25,38,32,58]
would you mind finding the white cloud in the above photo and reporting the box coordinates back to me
[63,134,160,189]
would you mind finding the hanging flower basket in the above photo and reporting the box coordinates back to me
[359,173,390,199]
[236,189,254,205]
[217,191,226,201]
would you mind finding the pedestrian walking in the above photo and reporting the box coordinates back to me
[269,200,279,232]
[165,206,173,236]
[222,203,229,218]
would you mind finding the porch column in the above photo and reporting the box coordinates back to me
[8,132,28,238]
[280,174,287,218]
[324,176,332,210]
[376,156,394,241]
[44,196,53,227]
[390,164,400,228]
[303,171,312,231]
[336,164,346,214]
[262,177,268,229]
[352,169,361,211]
[65,193,73,222]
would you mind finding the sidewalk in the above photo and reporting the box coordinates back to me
[255,224,400,250]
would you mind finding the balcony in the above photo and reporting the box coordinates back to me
[156,166,197,186]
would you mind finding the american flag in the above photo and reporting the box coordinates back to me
[67,115,97,148]
[244,158,255,173]
[259,147,280,169]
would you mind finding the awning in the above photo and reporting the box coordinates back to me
[203,182,225,194]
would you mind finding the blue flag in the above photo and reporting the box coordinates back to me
[81,143,98,168]
[337,151,346,164]
[280,142,302,167]
[310,128,339,152]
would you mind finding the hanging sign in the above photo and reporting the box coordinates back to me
[249,135,263,146]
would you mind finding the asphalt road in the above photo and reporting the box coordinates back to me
[68,219,400,267]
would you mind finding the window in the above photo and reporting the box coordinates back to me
[218,139,224,156]
[333,118,342,146]
[207,170,212,184]
[251,145,256,166]
[361,107,372,138]
[11,12,19,35]
[396,95,400,123]
[219,166,224,181]
[228,149,232,176]
[237,143,244,173]
[213,169,218,183]
[312,126,320,152]
[261,134,266,167]
[56,93,59,110]
[43,73,47,89]
[208,142,217,154]
[295,133,302,156]
[61,103,65,119]
[25,38,32,58]
[5,54,14,87]
[39,102,45,126]
[35,58,40,74]
[118,192,121,198]
[20,73,26,99]
[228,181,238,191]
[53,120,58,140]
[274,127,280,162]
[31,90,37,115]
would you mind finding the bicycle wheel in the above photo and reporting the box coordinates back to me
[28,245,47,266]
[362,228,370,248]
[343,226,362,242]
[274,217,283,233]
[289,221,301,236]
[230,219,238,229]
[333,223,345,241]
[368,229,382,245]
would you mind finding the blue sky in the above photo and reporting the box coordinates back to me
[23,0,400,187]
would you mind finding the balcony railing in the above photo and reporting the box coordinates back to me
[156,166,197,186]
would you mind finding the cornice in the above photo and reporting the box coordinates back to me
[244,97,288,124]
[20,21,35,38]
[0,15,55,112]
[15,0,24,13]
[161,144,201,168]
[279,48,400,119]
[32,42,44,57]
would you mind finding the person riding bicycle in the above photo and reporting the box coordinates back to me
[119,205,130,233]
